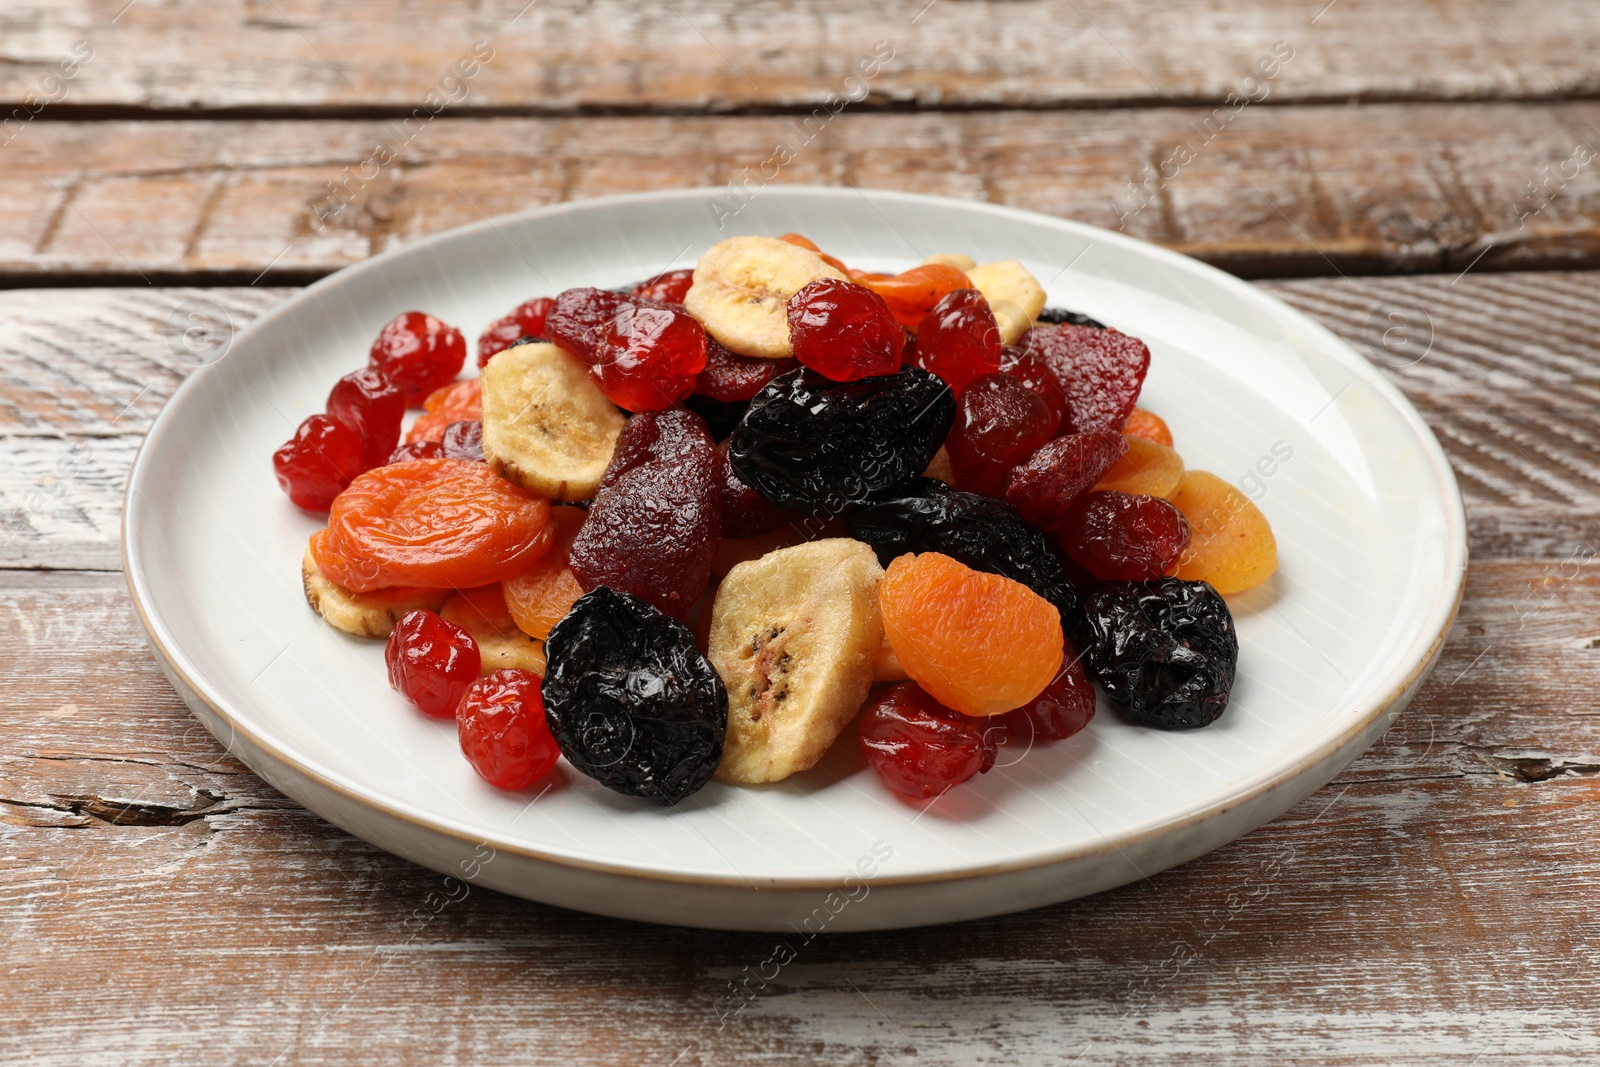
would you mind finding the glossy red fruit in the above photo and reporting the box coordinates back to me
[440,420,485,462]
[1005,431,1129,529]
[544,287,708,412]
[858,682,998,800]
[694,336,797,402]
[326,367,406,470]
[944,372,1061,497]
[388,439,445,463]
[994,644,1096,744]
[272,413,368,510]
[385,609,481,718]
[456,668,560,790]
[1058,490,1191,580]
[914,288,1003,395]
[369,311,468,406]
[630,269,696,304]
[786,278,904,382]
[720,458,796,539]
[1026,325,1151,434]
[478,297,555,367]
[998,346,1068,429]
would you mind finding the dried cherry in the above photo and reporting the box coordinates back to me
[544,287,707,411]
[993,644,1096,745]
[786,278,904,381]
[272,413,367,511]
[694,335,797,403]
[1058,491,1190,581]
[456,668,560,789]
[542,586,727,804]
[368,311,467,405]
[478,297,555,367]
[997,346,1069,428]
[1079,578,1238,730]
[629,269,696,304]
[385,609,481,718]
[944,372,1059,497]
[858,682,997,800]
[389,440,445,463]
[1005,431,1130,529]
[439,420,485,462]
[914,288,1003,395]
[326,367,406,470]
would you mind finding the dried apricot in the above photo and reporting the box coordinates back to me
[777,233,849,274]
[502,506,587,639]
[1168,470,1278,594]
[861,263,973,332]
[441,582,548,675]
[1123,407,1173,448]
[314,459,553,592]
[405,378,483,445]
[879,552,1063,716]
[1094,435,1185,498]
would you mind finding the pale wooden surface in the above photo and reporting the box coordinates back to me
[6,1,1600,1062]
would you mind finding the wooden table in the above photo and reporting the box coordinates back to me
[6,3,1600,1062]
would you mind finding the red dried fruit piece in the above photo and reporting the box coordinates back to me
[862,263,973,332]
[944,372,1060,497]
[720,456,798,539]
[385,609,481,718]
[915,288,1003,395]
[858,682,998,800]
[1005,431,1129,529]
[478,297,555,368]
[456,667,560,789]
[440,420,485,462]
[629,269,695,304]
[695,335,798,403]
[569,409,724,619]
[998,345,1068,428]
[1058,490,1191,581]
[273,413,368,511]
[786,278,904,382]
[369,311,468,406]
[544,287,708,412]
[994,643,1096,745]
[1026,324,1151,434]
[389,439,445,463]
[327,366,406,470]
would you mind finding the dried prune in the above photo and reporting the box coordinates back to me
[570,409,723,619]
[847,479,1077,625]
[1078,578,1237,730]
[683,394,748,441]
[542,586,727,804]
[1026,325,1150,435]
[728,366,955,509]
[1034,307,1107,329]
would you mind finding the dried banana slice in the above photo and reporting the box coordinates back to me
[967,259,1047,346]
[301,545,447,639]
[440,587,547,676]
[709,538,885,784]
[683,235,846,359]
[481,342,624,502]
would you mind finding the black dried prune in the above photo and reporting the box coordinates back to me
[1079,578,1238,730]
[847,479,1078,625]
[728,366,955,509]
[1035,307,1107,329]
[683,394,749,442]
[543,587,727,804]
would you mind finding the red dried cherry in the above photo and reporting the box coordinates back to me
[998,346,1068,428]
[544,287,708,412]
[326,366,406,470]
[385,609,481,718]
[629,269,695,304]
[369,312,467,406]
[994,643,1096,745]
[858,682,998,800]
[914,288,1003,395]
[478,297,554,368]
[1005,432,1129,529]
[695,336,797,402]
[272,413,367,511]
[1026,324,1151,434]
[786,278,904,382]
[440,420,485,462]
[944,372,1060,497]
[1058,490,1191,580]
[456,668,560,790]
[389,439,445,463]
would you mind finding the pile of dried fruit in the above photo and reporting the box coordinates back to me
[276,234,1276,805]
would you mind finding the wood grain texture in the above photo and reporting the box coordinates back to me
[5,104,1600,282]
[2,0,1599,113]
[5,274,1599,571]
[3,561,1598,1065]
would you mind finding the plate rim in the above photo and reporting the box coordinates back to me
[122,184,1470,891]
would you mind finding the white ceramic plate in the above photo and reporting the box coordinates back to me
[124,188,1466,931]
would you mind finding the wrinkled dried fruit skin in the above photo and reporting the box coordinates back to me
[273,414,367,511]
[440,420,485,462]
[570,410,723,619]
[728,366,955,510]
[994,643,1096,744]
[858,682,997,799]
[1026,324,1151,435]
[327,367,406,470]
[629,269,696,304]
[544,287,708,412]
[786,278,904,382]
[847,480,1078,625]
[385,609,481,718]
[478,297,555,367]
[914,288,1003,395]
[944,372,1059,497]
[1079,578,1237,730]
[694,336,798,403]
[861,263,973,332]
[542,587,728,804]
[369,311,468,405]
[1005,432,1129,529]
[1059,491,1191,581]
[997,346,1068,428]
[1122,407,1173,448]
[720,458,801,539]
[389,440,445,463]
[456,668,560,790]
[1034,307,1107,329]
[406,378,483,445]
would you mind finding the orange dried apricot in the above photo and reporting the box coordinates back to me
[1168,470,1278,594]
[405,378,483,445]
[1094,435,1185,498]
[777,232,849,274]
[314,458,552,592]
[1123,407,1173,448]
[861,263,973,331]
[501,506,588,639]
[879,552,1063,716]
[441,583,547,675]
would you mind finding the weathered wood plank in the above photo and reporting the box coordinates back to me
[2,562,1597,1065]
[2,0,1598,114]
[4,105,1600,282]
